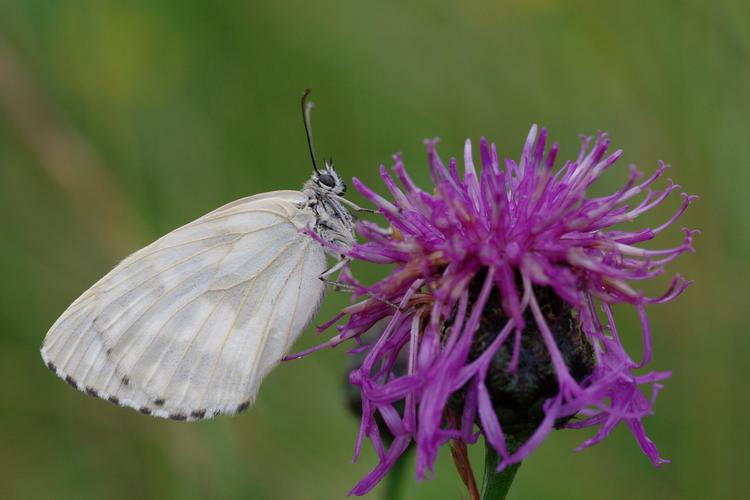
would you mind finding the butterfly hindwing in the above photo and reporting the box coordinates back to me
[41,191,327,420]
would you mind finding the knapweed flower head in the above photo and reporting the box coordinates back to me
[288,125,696,495]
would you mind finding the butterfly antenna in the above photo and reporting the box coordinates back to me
[301,89,320,174]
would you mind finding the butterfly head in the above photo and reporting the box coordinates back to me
[312,159,346,195]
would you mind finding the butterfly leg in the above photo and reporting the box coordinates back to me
[331,195,378,214]
[319,256,358,292]
[319,257,401,310]
[319,256,350,280]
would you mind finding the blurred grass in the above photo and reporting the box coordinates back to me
[0,0,748,498]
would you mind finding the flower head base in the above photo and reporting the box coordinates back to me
[287,126,696,495]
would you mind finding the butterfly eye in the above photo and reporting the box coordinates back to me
[318,174,336,189]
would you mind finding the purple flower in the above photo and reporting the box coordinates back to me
[287,125,697,495]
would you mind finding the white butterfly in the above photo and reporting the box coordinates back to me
[40,91,366,421]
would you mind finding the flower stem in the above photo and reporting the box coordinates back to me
[480,439,522,500]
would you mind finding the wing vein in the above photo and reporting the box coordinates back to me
[184,208,295,228]
[93,242,238,392]
[193,239,304,409]
[244,240,309,397]
[96,230,244,383]
[96,221,287,295]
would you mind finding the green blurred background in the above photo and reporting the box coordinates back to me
[0,1,747,499]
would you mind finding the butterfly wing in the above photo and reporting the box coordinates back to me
[41,190,327,420]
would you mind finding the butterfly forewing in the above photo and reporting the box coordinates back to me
[41,191,327,420]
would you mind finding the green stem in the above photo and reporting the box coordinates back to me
[481,440,522,500]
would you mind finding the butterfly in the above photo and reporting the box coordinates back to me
[40,90,369,421]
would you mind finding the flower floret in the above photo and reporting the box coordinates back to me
[288,125,695,495]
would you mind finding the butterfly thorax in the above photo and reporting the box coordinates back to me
[302,161,355,251]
